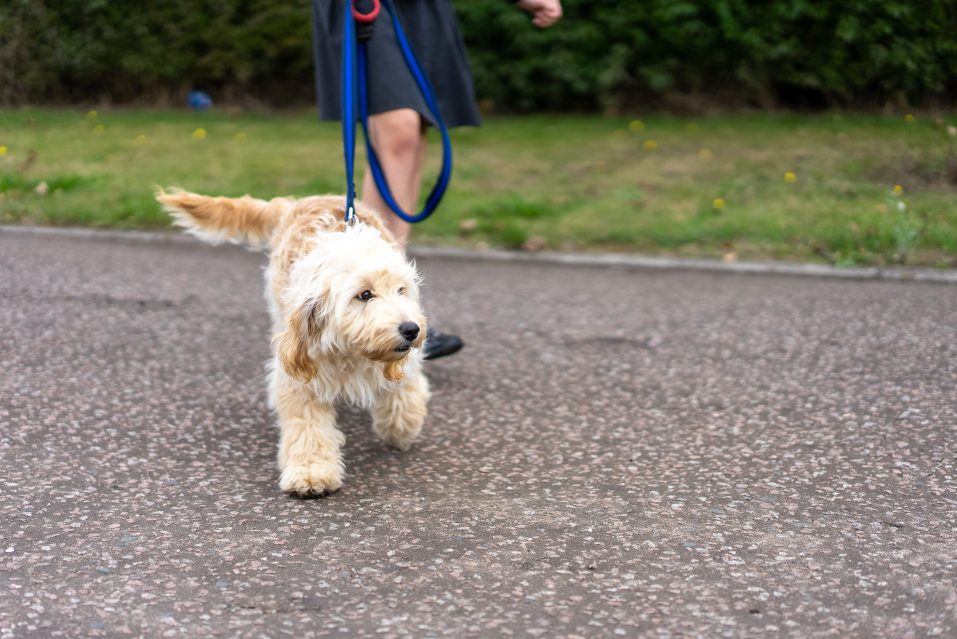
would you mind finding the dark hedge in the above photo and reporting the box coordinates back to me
[1,0,955,109]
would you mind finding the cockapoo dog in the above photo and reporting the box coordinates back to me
[157,190,429,497]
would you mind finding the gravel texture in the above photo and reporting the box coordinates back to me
[1,233,955,638]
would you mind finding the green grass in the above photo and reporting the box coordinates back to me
[1,107,956,266]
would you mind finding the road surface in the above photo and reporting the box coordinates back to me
[1,232,955,637]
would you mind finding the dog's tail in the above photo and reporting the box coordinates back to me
[156,188,285,249]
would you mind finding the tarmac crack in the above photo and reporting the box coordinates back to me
[224,602,323,616]
[4,291,196,310]
[557,334,661,349]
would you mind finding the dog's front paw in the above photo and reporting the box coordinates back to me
[373,376,429,451]
[376,426,421,451]
[279,459,343,498]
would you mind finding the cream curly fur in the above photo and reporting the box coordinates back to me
[157,190,430,497]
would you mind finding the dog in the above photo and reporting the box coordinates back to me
[157,190,430,497]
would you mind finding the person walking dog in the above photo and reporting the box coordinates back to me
[312,0,562,359]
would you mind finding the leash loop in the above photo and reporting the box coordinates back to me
[352,0,380,23]
[341,0,453,224]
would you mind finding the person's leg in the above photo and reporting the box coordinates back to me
[360,108,427,248]
[360,108,462,360]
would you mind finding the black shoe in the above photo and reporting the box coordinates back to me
[423,327,464,360]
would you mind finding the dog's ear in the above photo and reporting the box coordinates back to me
[273,300,323,381]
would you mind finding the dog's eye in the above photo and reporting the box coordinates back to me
[357,290,374,302]
[398,287,406,295]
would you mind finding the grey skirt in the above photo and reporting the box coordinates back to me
[311,0,482,127]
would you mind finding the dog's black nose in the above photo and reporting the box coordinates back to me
[398,322,420,342]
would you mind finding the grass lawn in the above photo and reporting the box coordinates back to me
[1,107,955,266]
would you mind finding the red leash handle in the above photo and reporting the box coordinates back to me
[352,0,381,23]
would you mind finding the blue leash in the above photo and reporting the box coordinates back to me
[341,0,453,224]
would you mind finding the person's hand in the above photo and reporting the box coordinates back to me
[515,0,562,28]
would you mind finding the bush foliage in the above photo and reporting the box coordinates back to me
[1,1,955,109]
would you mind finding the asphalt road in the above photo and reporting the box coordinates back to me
[1,232,955,638]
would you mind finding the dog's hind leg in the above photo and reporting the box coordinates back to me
[371,371,430,451]
[274,381,345,497]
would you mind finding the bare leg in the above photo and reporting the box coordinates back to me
[361,108,427,249]
[274,379,345,497]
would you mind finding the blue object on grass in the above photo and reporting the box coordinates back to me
[187,91,213,111]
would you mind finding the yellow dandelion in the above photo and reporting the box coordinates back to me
[234,132,248,142]
[629,120,645,132]
[193,128,207,139]
[784,171,797,183]
[893,184,904,196]
[643,140,658,151]
[135,134,147,145]
[86,110,98,121]
[0,145,7,156]
[699,148,713,161]
[904,114,915,123]
[713,198,726,210]
[93,124,105,134]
